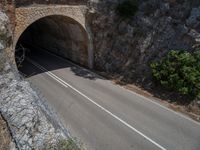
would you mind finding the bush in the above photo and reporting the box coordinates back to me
[0,52,5,72]
[150,50,200,100]
[116,0,138,18]
[43,138,82,150]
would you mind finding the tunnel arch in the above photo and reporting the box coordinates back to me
[14,5,93,68]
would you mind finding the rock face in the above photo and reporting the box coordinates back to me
[88,0,200,84]
[0,11,67,150]
[0,11,10,51]
[0,65,66,149]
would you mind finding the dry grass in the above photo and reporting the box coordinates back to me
[0,115,11,150]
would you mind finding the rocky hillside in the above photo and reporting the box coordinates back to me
[87,0,200,117]
[0,10,68,150]
[89,0,200,84]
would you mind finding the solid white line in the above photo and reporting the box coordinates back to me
[42,50,200,126]
[27,58,68,88]
[27,58,167,150]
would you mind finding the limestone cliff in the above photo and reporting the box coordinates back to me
[88,0,200,85]
[0,10,67,150]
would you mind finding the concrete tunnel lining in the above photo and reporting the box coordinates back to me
[15,15,93,68]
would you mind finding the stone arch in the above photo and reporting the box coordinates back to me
[14,5,93,68]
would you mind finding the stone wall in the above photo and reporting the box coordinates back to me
[15,0,88,7]
[13,5,93,68]
[17,15,88,66]
[14,5,86,44]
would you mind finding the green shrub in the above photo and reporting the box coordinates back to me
[43,138,82,150]
[116,0,138,18]
[0,52,5,72]
[150,50,200,100]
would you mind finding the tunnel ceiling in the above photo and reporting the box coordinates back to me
[16,15,89,67]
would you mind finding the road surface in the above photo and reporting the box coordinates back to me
[20,50,200,150]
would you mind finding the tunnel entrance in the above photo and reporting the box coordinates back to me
[15,15,89,71]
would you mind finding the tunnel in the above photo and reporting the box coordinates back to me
[15,15,89,72]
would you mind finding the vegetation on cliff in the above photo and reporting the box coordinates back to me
[151,50,200,101]
[116,0,138,18]
[43,138,82,150]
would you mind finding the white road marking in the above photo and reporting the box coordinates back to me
[27,58,167,150]
[27,58,68,88]
[43,50,200,126]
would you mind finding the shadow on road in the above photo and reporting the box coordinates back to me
[18,48,103,81]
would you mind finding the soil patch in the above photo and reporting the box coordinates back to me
[0,114,12,150]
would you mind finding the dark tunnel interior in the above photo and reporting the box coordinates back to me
[15,15,89,74]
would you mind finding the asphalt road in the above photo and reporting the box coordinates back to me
[20,50,200,150]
